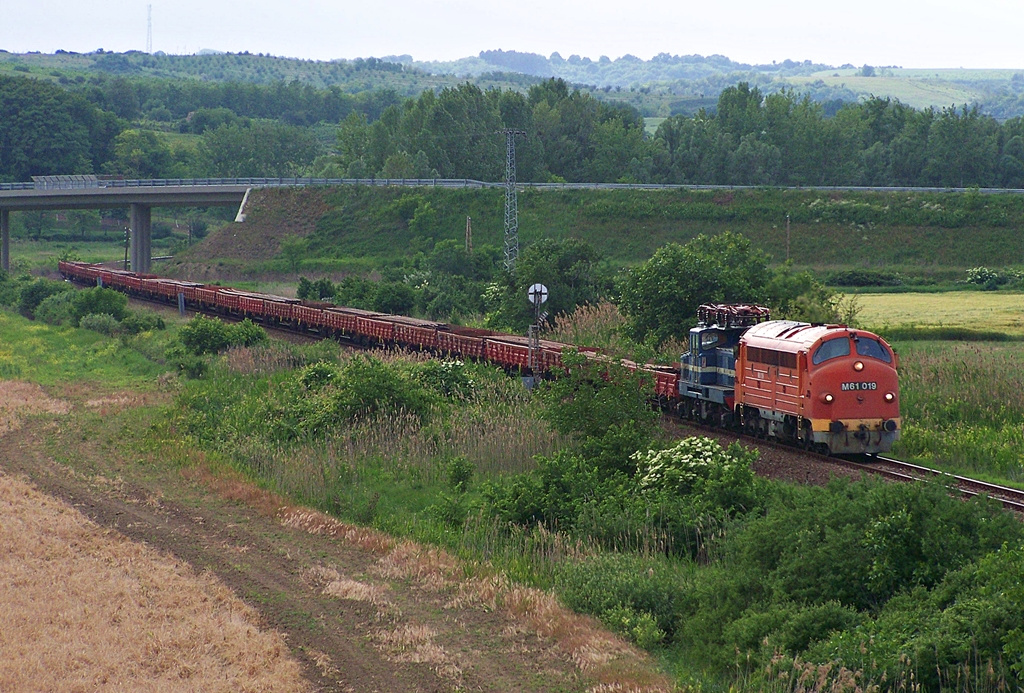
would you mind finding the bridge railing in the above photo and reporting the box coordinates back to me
[0,177,504,191]
[3,178,1024,195]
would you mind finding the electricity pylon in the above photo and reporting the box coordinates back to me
[500,129,526,272]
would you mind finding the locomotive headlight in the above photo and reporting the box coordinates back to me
[822,393,834,403]
[853,361,864,372]
[885,392,895,402]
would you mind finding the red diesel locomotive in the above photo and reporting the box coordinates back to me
[679,304,900,455]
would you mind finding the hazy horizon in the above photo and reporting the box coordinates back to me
[2,0,1021,70]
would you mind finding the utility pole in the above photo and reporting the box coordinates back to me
[500,129,526,272]
[146,5,153,54]
[465,216,472,254]
[786,213,791,262]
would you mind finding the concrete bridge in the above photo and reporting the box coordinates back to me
[0,176,499,273]
[0,178,253,272]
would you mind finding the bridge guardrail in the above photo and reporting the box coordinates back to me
[4,178,1024,194]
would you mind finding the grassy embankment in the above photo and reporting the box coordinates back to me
[8,186,1024,287]
[158,186,1024,280]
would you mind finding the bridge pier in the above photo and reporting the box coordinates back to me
[129,203,152,273]
[1,209,9,272]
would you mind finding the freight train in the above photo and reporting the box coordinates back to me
[58,261,900,455]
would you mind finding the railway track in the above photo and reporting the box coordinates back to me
[672,418,1024,514]
[853,455,1024,513]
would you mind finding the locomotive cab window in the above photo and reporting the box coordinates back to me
[854,336,892,363]
[812,338,851,365]
[701,331,723,349]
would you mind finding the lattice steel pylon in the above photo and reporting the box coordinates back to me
[500,129,526,272]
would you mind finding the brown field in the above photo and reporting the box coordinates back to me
[0,472,309,692]
[0,381,308,691]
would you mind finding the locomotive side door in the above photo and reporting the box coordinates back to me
[797,351,809,417]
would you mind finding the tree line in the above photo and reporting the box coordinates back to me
[327,80,1024,188]
[4,72,1024,189]
[72,73,403,125]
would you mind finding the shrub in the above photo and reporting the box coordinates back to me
[332,276,375,309]
[600,605,666,648]
[372,280,415,314]
[231,318,268,348]
[70,287,128,325]
[330,355,435,422]
[180,315,234,354]
[825,269,905,287]
[443,455,474,493]
[297,276,336,301]
[427,492,467,528]
[536,350,658,476]
[119,310,165,334]
[79,313,121,336]
[298,360,340,390]
[34,291,77,326]
[556,552,687,638]
[808,545,1024,690]
[415,359,475,399]
[18,279,73,318]
[965,266,1007,289]
[250,356,440,441]
[483,449,615,527]
[164,343,209,378]
[633,437,763,516]
[772,601,862,654]
[179,315,267,355]
[0,271,24,307]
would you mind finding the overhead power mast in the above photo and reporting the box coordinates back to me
[500,129,526,272]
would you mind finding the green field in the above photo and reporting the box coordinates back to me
[786,74,979,110]
[858,291,1024,336]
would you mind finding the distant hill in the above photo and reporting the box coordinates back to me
[410,50,1024,119]
[2,49,1022,119]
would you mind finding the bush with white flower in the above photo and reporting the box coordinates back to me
[632,436,762,513]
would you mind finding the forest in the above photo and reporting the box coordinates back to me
[3,67,1024,188]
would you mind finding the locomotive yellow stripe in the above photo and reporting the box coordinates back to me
[809,417,902,432]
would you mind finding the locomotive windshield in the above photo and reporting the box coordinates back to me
[854,337,892,363]
[811,338,850,365]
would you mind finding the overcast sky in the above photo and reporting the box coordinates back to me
[1,0,1020,69]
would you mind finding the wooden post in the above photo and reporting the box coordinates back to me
[1,209,9,272]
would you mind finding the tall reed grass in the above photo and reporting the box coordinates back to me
[546,300,686,364]
[895,341,1024,480]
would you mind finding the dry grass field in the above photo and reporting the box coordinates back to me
[855,291,1024,336]
[0,473,310,692]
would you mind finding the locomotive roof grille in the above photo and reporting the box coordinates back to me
[696,303,771,328]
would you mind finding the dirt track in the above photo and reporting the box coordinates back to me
[0,385,656,692]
